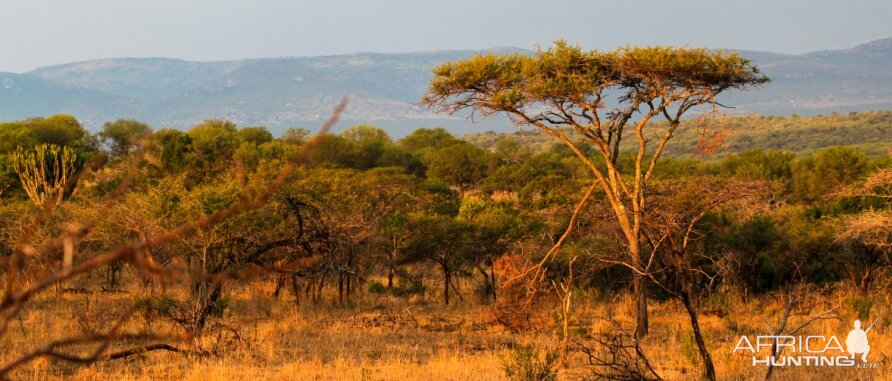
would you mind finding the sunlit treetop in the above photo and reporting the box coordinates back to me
[423,40,769,126]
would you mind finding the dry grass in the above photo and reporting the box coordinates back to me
[1,275,890,380]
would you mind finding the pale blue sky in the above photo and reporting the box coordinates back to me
[1,0,891,73]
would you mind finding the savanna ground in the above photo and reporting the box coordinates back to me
[3,272,889,381]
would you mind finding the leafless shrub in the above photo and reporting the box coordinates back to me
[762,287,840,380]
[832,170,892,294]
[573,317,661,381]
[833,167,892,201]
[836,210,892,251]
[488,253,553,332]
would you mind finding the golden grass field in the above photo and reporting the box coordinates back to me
[2,277,890,381]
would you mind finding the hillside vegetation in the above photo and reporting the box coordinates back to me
[465,110,892,158]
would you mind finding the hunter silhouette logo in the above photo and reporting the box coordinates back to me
[846,319,877,362]
[734,319,881,369]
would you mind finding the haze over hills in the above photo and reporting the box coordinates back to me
[2,39,892,136]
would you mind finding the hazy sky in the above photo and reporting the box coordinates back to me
[1,0,891,73]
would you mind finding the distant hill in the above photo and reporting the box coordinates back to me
[2,40,892,136]
[463,111,892,158]
[722,38,892,115]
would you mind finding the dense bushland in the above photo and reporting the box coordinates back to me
[0,110,889,379]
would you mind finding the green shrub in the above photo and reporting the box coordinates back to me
[846,296,874,320]
[207,295,230,318]
[703,292,733,317]
[135,295,177,318]
[678,332,699,366]
[393,278,426,297]
[367,280,388,295]
[501,344,558,381]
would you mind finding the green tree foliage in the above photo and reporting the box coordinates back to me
[281,127,310,145]
[720,149,794,181]
[236,126,274,146]
[493,138,532,165]
[99,119,152,158]
[234,127,287,172]
[188,120,239,176]
[0,115,96,199]
[399,127,462,152]
[149,129,193,175]
[791,146,868,202]
[0,114,93,153]
[725,216,785,292]
[306,135,355,168]
[341,124,392,146]
[301,128,427,174]
[28,115,93,150]
[402,214,476,305]
[425,143,493,195]
[0,123,38,154]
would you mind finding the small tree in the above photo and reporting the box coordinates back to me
[403,214,475,305]
[99,119,152,158]
[340,124,392,146]
[11,144,79,208]
[423,41,768,337]
[426,143,493,196]
[636,177,765,380]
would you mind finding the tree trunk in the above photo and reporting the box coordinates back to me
[304,281,313,304]
[859,269,872,295]
[633,274,649,338]
[387,249,396,288]
[560,291,571,367]
[290,275,300,306]
[477,265,496,302]
[345,272,351,301]
[682,293,716,381]
[273,273,285,298]
[490,268,497,301]
[630,240,649,338]
[315,273,326,304]
[194,281,222,333]
[337,273,344,304]
[442,263,450,305]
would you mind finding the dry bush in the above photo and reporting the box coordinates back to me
[573,317,661,381]
[836,210,892,251]
[486,253,554,333]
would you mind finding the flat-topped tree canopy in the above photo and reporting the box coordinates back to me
[422,41,769,156]
[424,40,769,105]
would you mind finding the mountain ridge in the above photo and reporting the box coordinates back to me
[3,40,891,136]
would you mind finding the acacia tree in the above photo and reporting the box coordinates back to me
[422,41,768,337]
